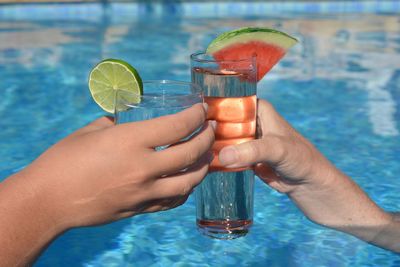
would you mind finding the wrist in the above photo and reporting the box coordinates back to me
[288,166,389,229]
[288,157,340,199]
[8,169,70,235]
[0,170,70,266]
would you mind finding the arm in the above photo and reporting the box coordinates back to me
[0,103,214,267]
[288,167,399,252]
[0,171,64,266]
[218,99,399,252]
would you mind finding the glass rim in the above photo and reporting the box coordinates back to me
[143,79,197,87]
[116,79,203,109]
[190,51,256,64]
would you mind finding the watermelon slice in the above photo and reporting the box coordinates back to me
[206,27,297,81]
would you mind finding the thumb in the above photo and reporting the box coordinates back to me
[218,135,286,168]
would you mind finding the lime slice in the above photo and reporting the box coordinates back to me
[88,58,143,113]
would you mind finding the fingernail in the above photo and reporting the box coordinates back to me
[202,102,208,112]
[209,120,217,130]
[219,146,238,166]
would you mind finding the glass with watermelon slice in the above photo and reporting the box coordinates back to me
[191,27,297,239]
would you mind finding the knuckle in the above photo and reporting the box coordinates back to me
[198,128,215,150]
[133,161,153,182]
[171,119,191,135]
[196,103,207,121]
[189,105,206,127]
[206,125,216,143]
[274,136,289,163]
[180,182,192,197]
[243,142,259,162]
[184,149,200,166]
[190,103,206,119]
[192,170,207,187]
[259,99,275,111]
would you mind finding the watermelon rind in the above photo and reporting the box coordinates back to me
[206,27,298,54]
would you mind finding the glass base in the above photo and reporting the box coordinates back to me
[197,219,252,239]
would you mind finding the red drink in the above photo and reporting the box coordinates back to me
[205,95,256,171]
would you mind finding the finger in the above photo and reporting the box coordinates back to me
[257,99,279,123]
[141,195,189,213]
[67,116,114,138]
[119,103,207,148]
[150,156,210,199]
[117,195,189,216]
[218,135,287,169]
[149,122,214,176]
[116,211,136,220]
[257,99,298,137]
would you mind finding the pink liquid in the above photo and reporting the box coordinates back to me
[205,95,256,172]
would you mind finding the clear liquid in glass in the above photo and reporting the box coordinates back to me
[192,67,256,239]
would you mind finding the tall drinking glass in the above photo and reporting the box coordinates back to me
[191,52,257,239]
[115,80,203,131]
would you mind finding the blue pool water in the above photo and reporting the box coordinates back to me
[1,1,400,266]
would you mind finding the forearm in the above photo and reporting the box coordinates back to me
[0,171,65,266]
[363,212,400,252]
[288,165,399,252]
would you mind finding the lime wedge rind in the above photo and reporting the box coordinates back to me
[206,27,298,54]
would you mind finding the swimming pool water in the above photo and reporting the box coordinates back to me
[0,1,399,266]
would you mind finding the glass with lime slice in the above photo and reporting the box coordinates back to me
[89,59,203,150]
[88,59,203,125]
